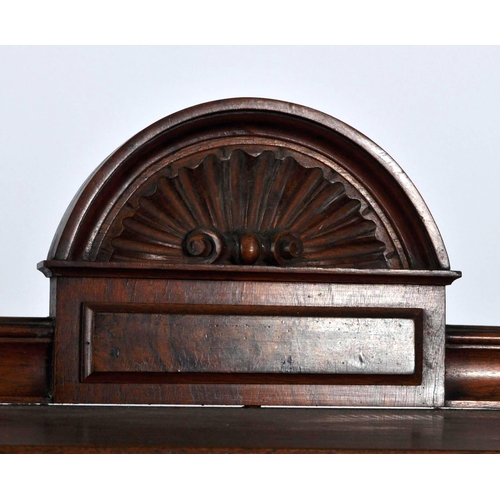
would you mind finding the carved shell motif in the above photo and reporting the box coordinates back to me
[109,150,389,268]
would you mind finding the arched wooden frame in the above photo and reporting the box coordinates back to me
[47,98,449,271]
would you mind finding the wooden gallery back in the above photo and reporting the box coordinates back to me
[1,98,499,452]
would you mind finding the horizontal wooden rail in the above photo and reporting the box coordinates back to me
[0,317,53,403]
[446,324,500,407]
[1,318,499,406]
[1,406,499,453]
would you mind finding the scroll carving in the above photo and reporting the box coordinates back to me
[106,149,390,268]
[182,228,303,266]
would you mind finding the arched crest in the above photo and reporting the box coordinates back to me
[47,98,450,270]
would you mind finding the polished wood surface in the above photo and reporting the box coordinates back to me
[87,305,418,376]
[0,98,495,427]
[51,277,442,406]
[34,99,465,407]
[2,321,499,406]
[0,317,53,403]
[0,99,495,452]
[1,405,499,453]
[446,325,500,407]
[38,261,461,284]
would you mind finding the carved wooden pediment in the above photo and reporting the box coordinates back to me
[36,99,460,408]
[46,98,449,271]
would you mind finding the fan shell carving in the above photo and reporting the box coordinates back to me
[108,149,390,268]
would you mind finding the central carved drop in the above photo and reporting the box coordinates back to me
[184,228,303,265]
[109,149,389,268]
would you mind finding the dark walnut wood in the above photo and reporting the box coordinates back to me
[1,406,500,453]
[2,321,498,407]
[33,98,462,407]
[83,303,422,383]
[446,324,500,407]
[105,149,391,268]
[50,276,445,406]
[0,317,53,403]
[1,97,499,452]
[38,261,460,284]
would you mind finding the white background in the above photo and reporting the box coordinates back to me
[1,45,499,326]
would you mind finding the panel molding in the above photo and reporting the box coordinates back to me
[81,303,423,386]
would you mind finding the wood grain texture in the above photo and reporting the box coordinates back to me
[0,320,497,406]
[31,99,463,409]
[1,406,500,453]
[53,277,442,406]
[39,261,461,284]
[0,317,53,402]
[84,304,419,377]
[446,324,500,406]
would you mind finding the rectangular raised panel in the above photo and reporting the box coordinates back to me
[82,304,420,379]
[54,278,444,406]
